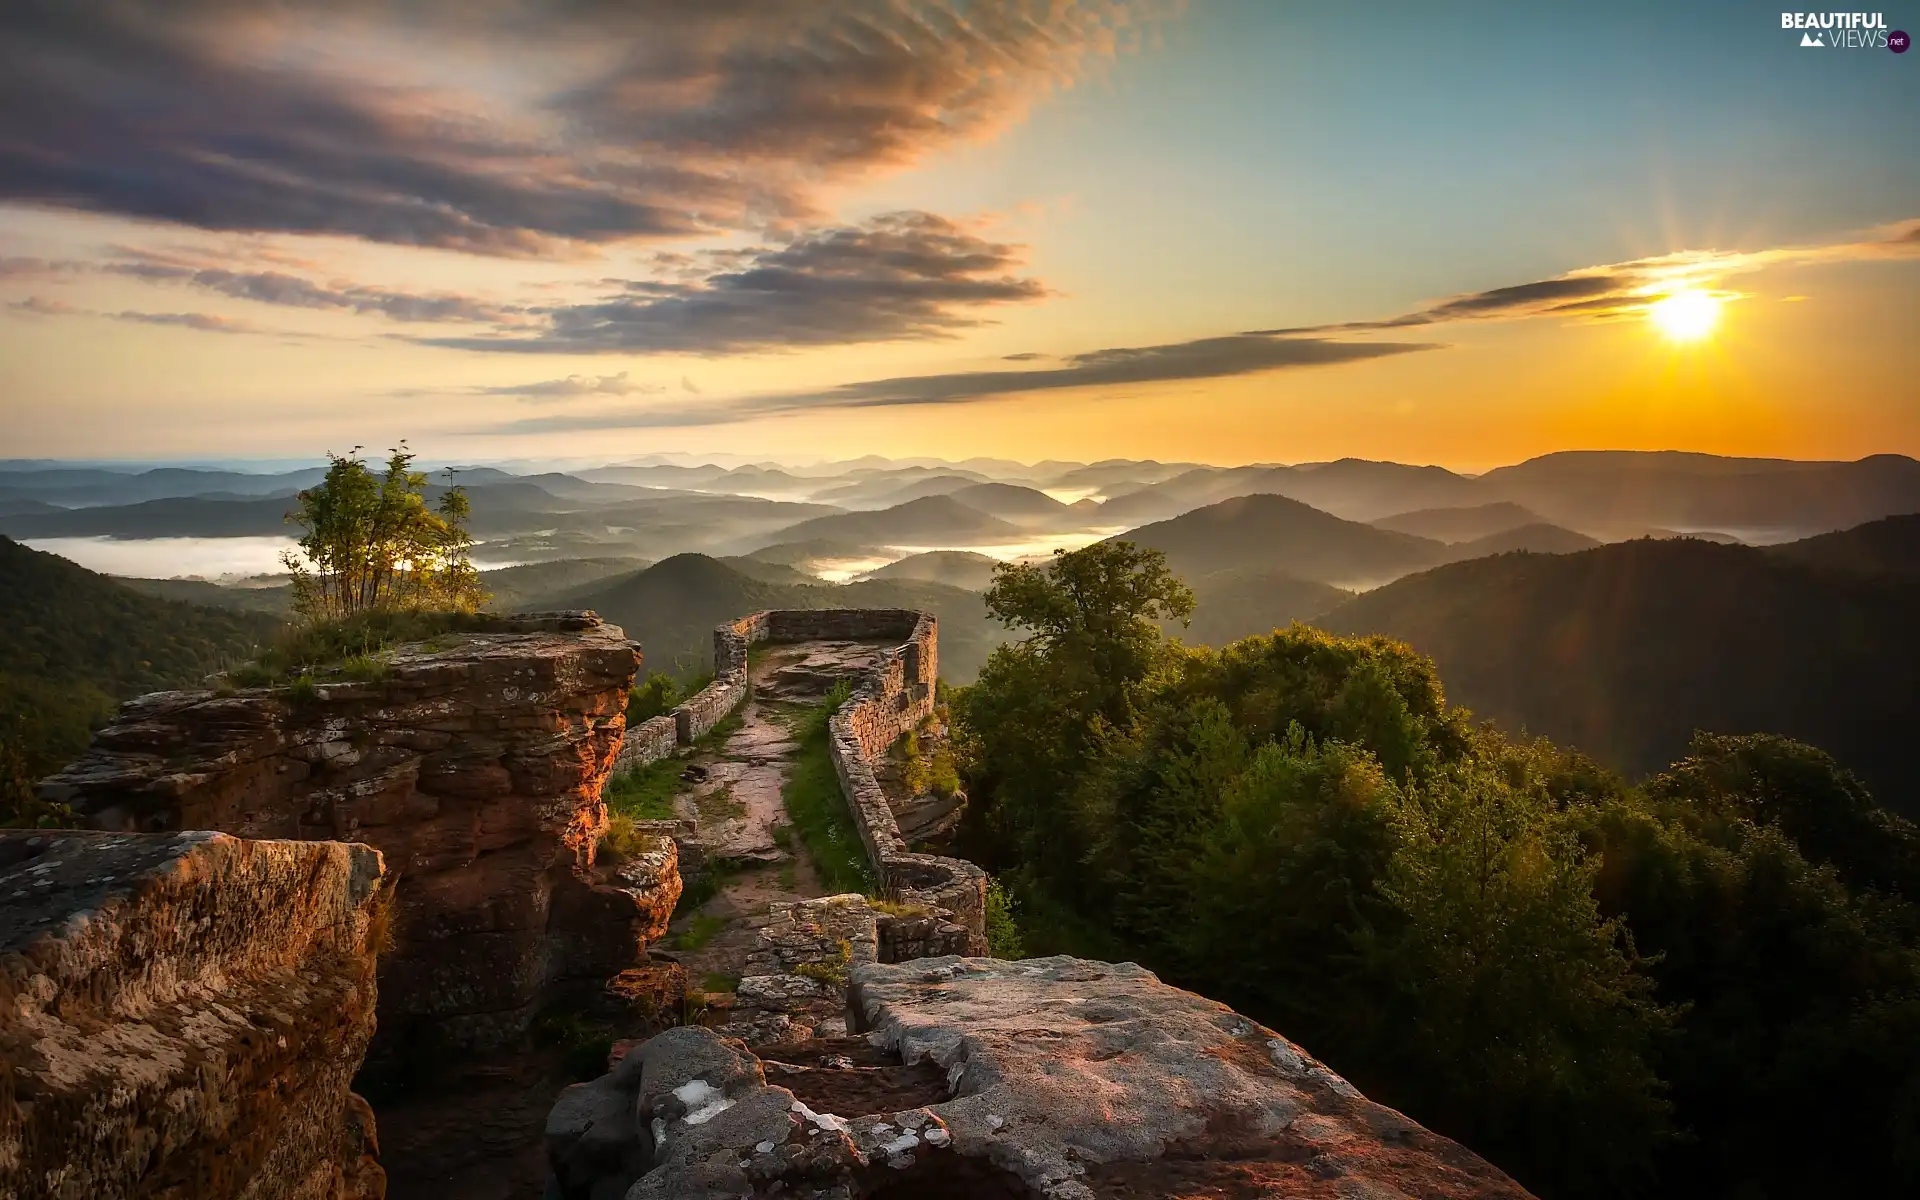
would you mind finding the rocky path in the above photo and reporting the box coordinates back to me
[664,640,892,993]
[380,639,892,1200]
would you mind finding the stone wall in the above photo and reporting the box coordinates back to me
[672,678,747,743]
[39,612,679,1058]
[611,714,676,773]
[1,830,388,1200]
[610,606,983,951]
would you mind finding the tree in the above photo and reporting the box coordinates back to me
[981,540,1193,728]
[284,446,482,622]
[955,542,1194,894]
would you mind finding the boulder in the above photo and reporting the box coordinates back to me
[0,830,387,1200]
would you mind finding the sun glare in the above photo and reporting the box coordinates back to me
[1648,289,1722,342]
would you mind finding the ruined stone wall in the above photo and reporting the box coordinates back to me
[39,612,679,1058]
[1,830,388,1200]
[611,715,676,773]
[613,606,982,951]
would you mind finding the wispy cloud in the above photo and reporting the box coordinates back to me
[1303,216,1920,331]
[0,1,1164,255]
[11,295,268,334]
[465,372,664,402]
[487,333,1437,432]
[419,211,1046,354]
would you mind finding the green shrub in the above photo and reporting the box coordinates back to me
[984,878,1026,959]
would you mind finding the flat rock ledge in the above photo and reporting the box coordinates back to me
[0,830,388,1200]
[547,955,1537,1199]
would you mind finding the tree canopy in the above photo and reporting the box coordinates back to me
[952,539,1920,1200]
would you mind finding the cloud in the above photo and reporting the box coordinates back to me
[470,371,663,401]
[10,294,268,333]
[0,1,1162,255]
[10,295,79,315]
[419,211,1045,354]
[109,310,263,334]
[1332,216,1920,331]
[489,332,1436,432]
[470,213,1920,433]
[103,252,516,323]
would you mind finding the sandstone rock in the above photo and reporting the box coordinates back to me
[849,955,1538,1200]
[0,830,388,1200]
[38,613,676,1056]
[546,957,1536,1199]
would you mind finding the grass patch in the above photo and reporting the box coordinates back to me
[604,755,686,821]
[781,690,876,897]
[701,971,740,995]
[598,811,664,860]
[870,898,930,918]
[668,913,728,952]
[694,783,745,821]
[228,609,496,686]
[894,711,960,798]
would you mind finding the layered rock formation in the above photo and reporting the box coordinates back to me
[548,956,1536,1199]
[0,830,387,1200]
[38,612,679,1055]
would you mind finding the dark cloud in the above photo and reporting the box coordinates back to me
[104,258,515,323]
[1417,274,1625,321]
[0,1,1156,254]
[419,211,1045,354]
[489,331,1436,432]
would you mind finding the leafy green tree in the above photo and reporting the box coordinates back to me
[284,446,481,622]
[1646,732,1920,899]
[980,540,1193,729]
[1360,762,1673,1199]
[1180,725,1399,1030]
[1084,696,1249,961]
[956,542,1193,893]
[1583,792,1920,1197]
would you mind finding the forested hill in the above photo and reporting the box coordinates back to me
[0,536,280,774]
[1317,537,1919,815]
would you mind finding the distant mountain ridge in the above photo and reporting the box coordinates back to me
[1117,493,1448,586]
[1316,536,1920,816]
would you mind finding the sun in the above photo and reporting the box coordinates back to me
[1647,289,1722,341]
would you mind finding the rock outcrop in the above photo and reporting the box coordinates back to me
[0,830,388,1200]
[548,955,1535,1199]
[38,612,679,1056]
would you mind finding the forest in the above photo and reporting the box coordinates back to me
[953,541,1920,1200]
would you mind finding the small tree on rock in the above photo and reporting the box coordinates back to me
[284,445,482,623]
